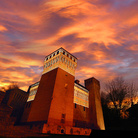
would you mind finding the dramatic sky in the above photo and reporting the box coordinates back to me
[0,0,138,91]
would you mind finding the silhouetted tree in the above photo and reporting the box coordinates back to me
[104,77,128,109]
[6,82,19,90]
[0,82,19,93]
[101,91,109,106]
[0,87,6,92]
[102,78,138,130]
[128,81,137,106]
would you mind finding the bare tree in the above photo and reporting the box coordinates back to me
[0,87,6,92]
[101,91,109,106]
[104,77,128,109]
[7,82,19,90]
[128,81,137,106]
[0,82,19,92]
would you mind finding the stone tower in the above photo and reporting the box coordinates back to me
[85,77,105,130]
[26,47,77,127]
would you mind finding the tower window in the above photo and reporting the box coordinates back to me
[67,54,69,57]
[63,51,65,55]
[66,59,68,64]
[53,53,55,56]
[56,57,58,62]
[75,103,77,108]
[61,119,65,123]
[57,51,59,54]
[70,56,72,60]
[61,114,65,123]
[61,129,64,133]
[62,114,66,119]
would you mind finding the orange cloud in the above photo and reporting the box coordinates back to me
[42,0,119,47]
[0,0,138,91]
[75,66,117,84]
[0,25,7,32]
[0,54,42,69]
[128,44,138,51]
[0,70,33,90]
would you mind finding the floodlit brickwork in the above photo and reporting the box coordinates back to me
[43,48,77,76]
[0,47,105,136]
[85,78,105,130]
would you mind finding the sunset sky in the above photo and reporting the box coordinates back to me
[0,0,138,91]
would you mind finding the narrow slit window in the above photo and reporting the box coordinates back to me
[75,103,77,108]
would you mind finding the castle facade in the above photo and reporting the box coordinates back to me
[21,47,105,135]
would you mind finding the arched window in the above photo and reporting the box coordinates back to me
[57,51,59,54]
[56,57,58,62]
[72,64,74,69]
[60,56,62,62]
[63,51,65,55]
[53,53,55,56]
[65,59,67,64]
[63,57,65,62]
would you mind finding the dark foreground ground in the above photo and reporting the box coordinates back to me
[17,130,136,138]
[0,129,137,137]
[39,134,89,138]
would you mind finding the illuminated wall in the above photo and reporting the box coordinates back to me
[74,83,89,108]
[27,82,39,102]
[43,48,77,76]
[27,81,89,108]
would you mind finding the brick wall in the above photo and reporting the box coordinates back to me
[85,77,105,130]
[0,104,47,137]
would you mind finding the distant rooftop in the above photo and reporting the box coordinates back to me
[74,80,89,93]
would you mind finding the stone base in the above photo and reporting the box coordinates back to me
[42,123,91,136]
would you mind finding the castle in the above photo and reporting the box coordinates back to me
[20,47,105,135]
